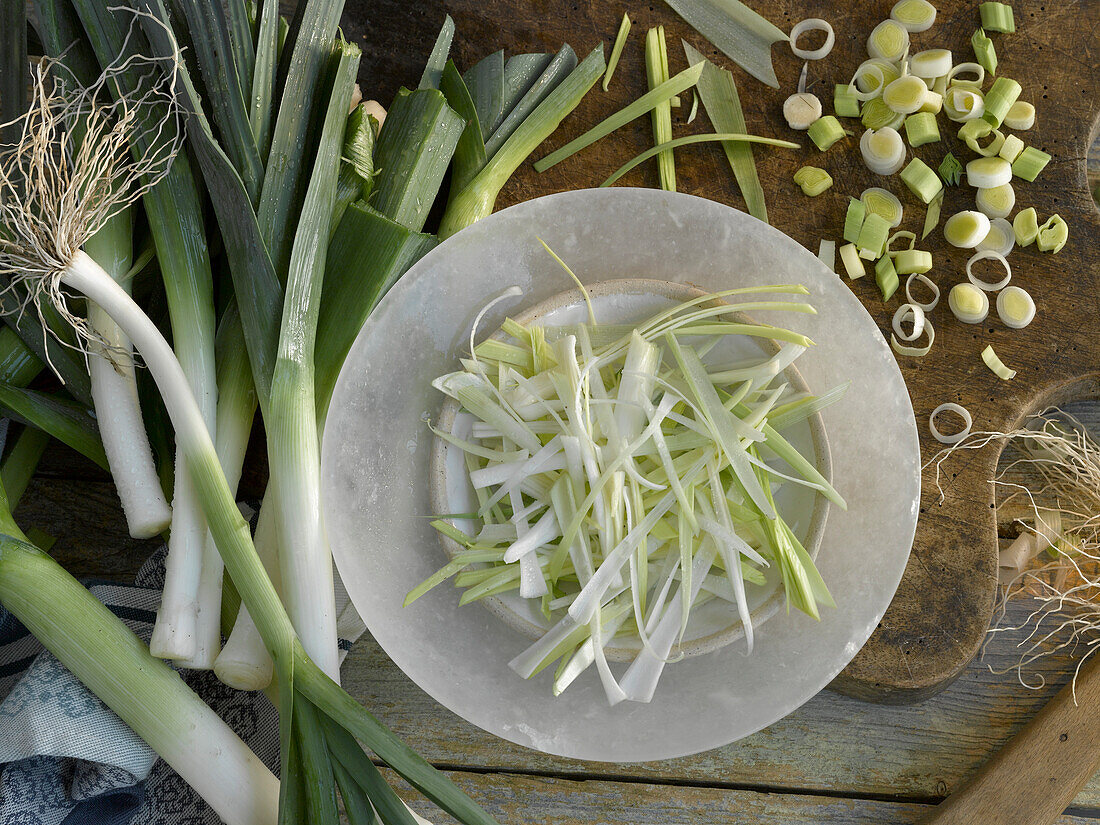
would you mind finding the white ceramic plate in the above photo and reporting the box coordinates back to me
[321,189,920,763]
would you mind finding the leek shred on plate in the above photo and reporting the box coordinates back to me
[793,166,833,196]
[818,239,837,272]
[603,13,631,91]
[982,344,1016,380]
[1012,146,1051,182]
[1013,207,1040,246]
[1037,214,1069,253]
[901,158,944,204]
[997,286,1036,329]
[949,283,990,324]
[683,42,770,224]
[417,286,846,703]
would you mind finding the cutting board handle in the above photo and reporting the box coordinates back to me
[920,653,1100,824]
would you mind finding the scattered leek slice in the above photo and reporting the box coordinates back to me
[790,18,834,60]
[944,87,985,122]
[1037,214,1069,253]
[883,76,929,115]
[922,190,944,240]
[850,58,900,100]
[892,303,926,342]
[600,132,799,187]
[839,243,866,279]
[794,166,833,196]
[861,188,904,228]
[959,120,1005,157]
[894,249,932,275]
[910,49,952,80]
[860,127,905,174]
[875,254,900,301]
[808,116,846,151]
[944,210,991,248]
[1004,101,1035,130]
[861,96,905,130]
[844,198,867,244]
[997,286,1035,329]
[1013,207,1039,246]
[982,344,1016,380]
[535,61,702,172]
[967,249,1012,291]
[603,13,631,91]
[949,283,990,324]
[966,156,1012,188]
[886,230,917,256]
[999,134,1025,163]
[905,273,940,311]
[867,20,910,62]
[661,0,789,88]
[891,0,937,32]
[929,403,973,444]
[684,41,769,223]
[948,62,985,89]
[818,239,836,271]
[1011,146,1051,182]
[784,91,822,130]
[938,152,962,186]
[972,28,997,76]
[976,218,1016,257]
[905,112,940,147]
[834,84,860,117]
[983,77,1021,128]
[891,317,934,357]
[645,26,676,191]
[856,213,891,260]
[901,158,944,203]
[979,1,1015,33]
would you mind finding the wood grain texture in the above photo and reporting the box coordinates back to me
[389,768,1100,825]
[339,0,1100,703]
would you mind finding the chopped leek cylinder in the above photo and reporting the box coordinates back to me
[938,152,962,186]
[948,282,989,324]
[883,76,929,114]
[861,188,904,228]
[1036,214,1068,253]
[918,91,944,115]
[834,84,861,117]
[976,218,1015,257]
[867,20,910,62]
[857,213,891,259]
[875,254,900,301]
[975,183,1015,219]
[860,127,906,175]
[944,87,985,122]
[979,2,1015,33]
[944,210,991,248]
[971,28,997,76]
[807,115,846,150]
[996,286,1035,329]
[981,344,1016,380]
[861,97,905,130]
[894,249,933,275]
[901,158,943,203]
[784,93,823,130]
[839,242,866,279]
[891,0,937,32]
[603,13,631,91]
[998,134,1025,163]
[851,59,900,99]
[1003,101,1035,130]
[905,112,940,147]
[1013,207,1039,246]
[966,156,1013,188]
[1011,146,1051,182]
[982,77,1021,128]
[844,198,867,244]
[793,166,833,196]
[911,49,952,80]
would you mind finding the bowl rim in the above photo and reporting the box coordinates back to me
[428,277,833,662]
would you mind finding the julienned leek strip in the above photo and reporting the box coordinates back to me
[683,40,768,223]
[645,26,675,191]
[600,133,799,187]
[603,13,631,91]
[533,61,703,172]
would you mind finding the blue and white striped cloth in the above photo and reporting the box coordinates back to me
[0,541,365,824]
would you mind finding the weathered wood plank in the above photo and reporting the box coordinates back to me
[341,592,1100,811]
[388,767,1099,825]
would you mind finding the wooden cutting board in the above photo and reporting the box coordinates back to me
[340,0,1100,703]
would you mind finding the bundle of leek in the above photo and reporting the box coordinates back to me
[0,23,497,825]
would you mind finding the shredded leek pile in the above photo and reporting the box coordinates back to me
[411,281,846,703]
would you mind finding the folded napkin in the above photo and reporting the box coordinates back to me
[0,535,366,824]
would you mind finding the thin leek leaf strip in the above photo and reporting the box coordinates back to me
[603,13,631,91]
[535,61,703,172]
[789,18,834,60]
[982,344,1016,380]
[661,0,788,89]
[929,403,972,445]
[922,190,944,240]
[598,132,799,187]
[645,25,676,192]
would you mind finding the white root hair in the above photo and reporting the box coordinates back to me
[927,408,1100,703]
[0,19,183,347]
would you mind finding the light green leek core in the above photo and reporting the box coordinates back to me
[1012,146,1051,182]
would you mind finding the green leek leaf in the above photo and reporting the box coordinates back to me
[440,60,488,193]
[464,50,506,140]
[418,14,455,90]
[0,382,107,471]
[662,0,787,88]
[487,45,578,159]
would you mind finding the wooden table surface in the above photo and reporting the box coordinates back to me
[20,3,1100,823]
